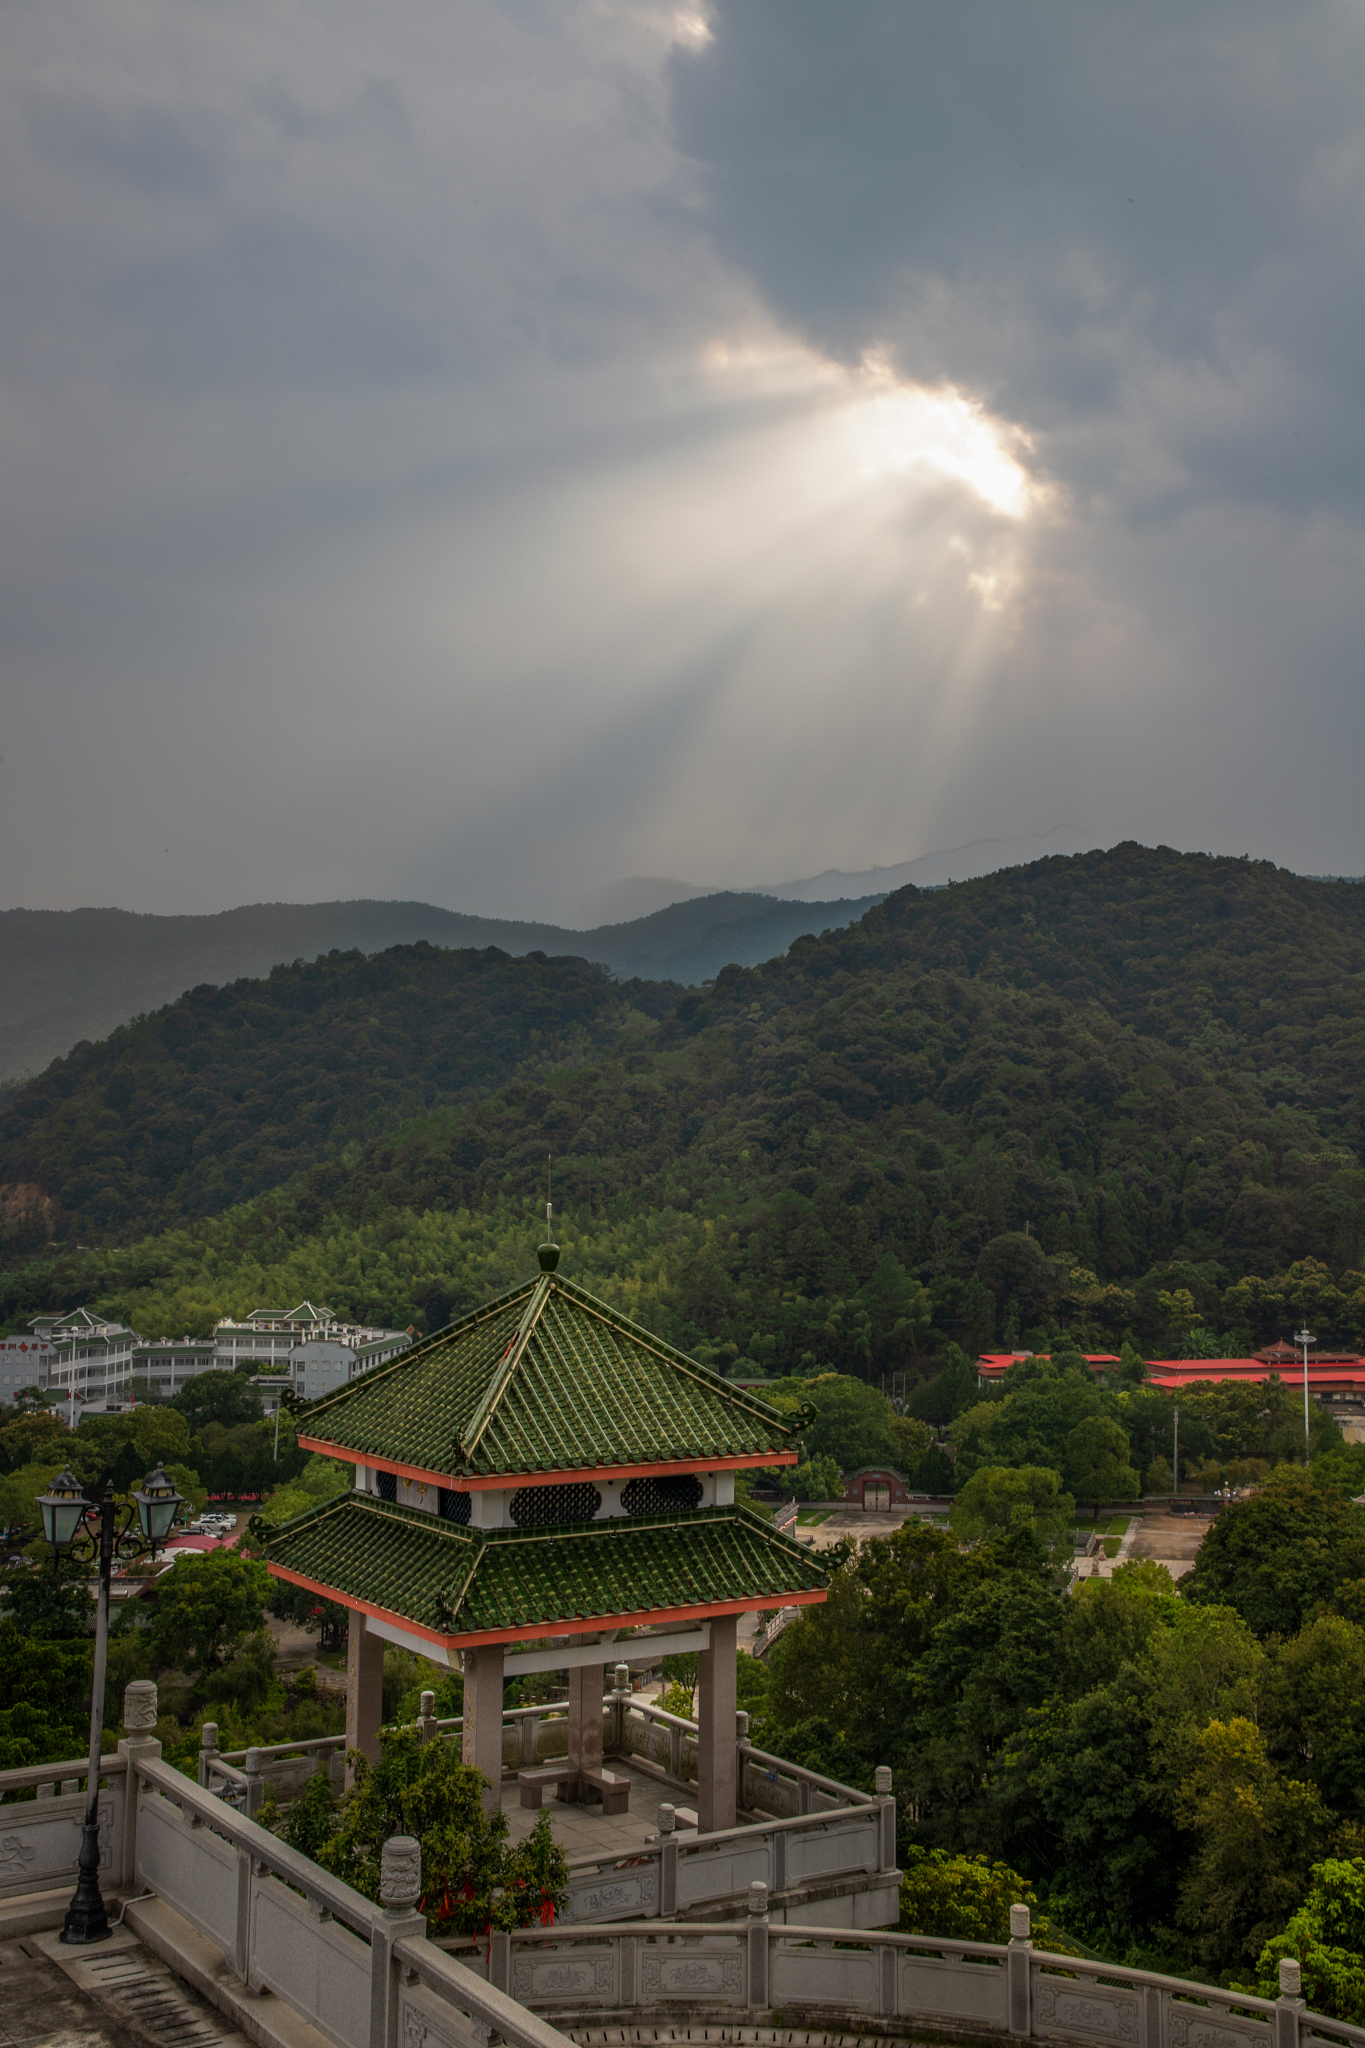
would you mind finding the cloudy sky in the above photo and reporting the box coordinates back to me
[2,0,1362,926]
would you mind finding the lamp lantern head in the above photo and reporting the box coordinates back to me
[133,1466,184,1546]
[38,1467,90,1548]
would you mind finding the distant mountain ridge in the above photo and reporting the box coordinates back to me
[0,891,883,1082]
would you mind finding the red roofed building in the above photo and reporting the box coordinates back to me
[976,1352,1121,1384]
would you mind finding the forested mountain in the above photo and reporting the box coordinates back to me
[0,947,675,1249]
[0,889,882,1080]
[3,844,1364,1375]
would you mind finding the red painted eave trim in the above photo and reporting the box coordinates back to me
[265,1562,826,1650]
[294,1441,798,1489]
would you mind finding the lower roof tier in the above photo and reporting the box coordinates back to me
[262,1495,829,1649]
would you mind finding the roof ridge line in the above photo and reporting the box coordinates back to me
[458,1274,553,1467]
[300,1280,535,1425]
[551,1278,798,1436]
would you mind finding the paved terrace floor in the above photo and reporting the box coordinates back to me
[499,1754,707,1860]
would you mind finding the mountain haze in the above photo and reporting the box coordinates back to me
[0,891,882,1082]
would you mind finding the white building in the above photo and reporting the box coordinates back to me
[14,1298,413,1415]
[131,1337,216,1401]
[0,1333,53,1404]
[213,1303,411,1374]
[30,1307,140,1412]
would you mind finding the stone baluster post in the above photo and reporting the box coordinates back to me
[1007,1902,1032,2037]
[657,1803,679,1916]
[747,1879,769,2010]
[735,1710,750,1811]
[243,1747,264,1819]
[119,1681,161,1889]
[198,1721,219,1789]
[875,1765,897,1871]
[1276,1957,1306,2048]
[370,1835,426,2048]
[417,1690,439,1745]
[612,1662,631,1756]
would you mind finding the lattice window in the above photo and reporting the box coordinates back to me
[508,1482,602,1527]
[375,1470,398,1503]
[439,1488,472,1525]
[621,1474,704,1515]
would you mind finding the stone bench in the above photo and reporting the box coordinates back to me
[580,1768,630,1815]
[517,1765,579,1808]
[516,1764,630,1814]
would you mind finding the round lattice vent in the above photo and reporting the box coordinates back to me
[439,1489,472,1525]
[509,1482,602,1527]
[621,1474,703,1515]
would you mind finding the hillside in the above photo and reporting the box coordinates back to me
[4,843,1364,1374]
[0,945,675,1252]
[0,890,882,1080]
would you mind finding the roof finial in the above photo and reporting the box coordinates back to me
[538,1152,560,1273]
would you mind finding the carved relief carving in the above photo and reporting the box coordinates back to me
[1168,2009,1270,2048]
[1034,1981,1140,2043]
[641,1950,743,1998]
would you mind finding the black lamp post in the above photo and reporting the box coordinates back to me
[37,1463,184,1944]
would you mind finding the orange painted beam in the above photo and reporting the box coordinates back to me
[294,1441,797,1490]
[266,1560,826,1651]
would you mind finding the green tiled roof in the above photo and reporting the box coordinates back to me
[265,1495,827,1640]
[297,1270,801,1479]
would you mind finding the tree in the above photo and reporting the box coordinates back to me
[976,1233,1061,1325]
[1259,1614,1365,1814]
[306,1727,569,1935]
[770,1374,900,1472]
[150,1549,269,1671]
[0,1617,91,1767]
[1252,1859,1365,2022]
[778,1454,841,1500]
[900,1847,1077,1950]
[1063,1415,1140,1520]
[890,1413,933,1464]
[1174,1716,1327,1971]
[171,1371,264,1435]
[1184,1471,1365,1638]
[950,1465,1076,1568]
[0,1408,70,1475]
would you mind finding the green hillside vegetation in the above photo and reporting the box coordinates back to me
[0,890,883,1082]
[0,946,675,1251]
[4,844,1365,1386]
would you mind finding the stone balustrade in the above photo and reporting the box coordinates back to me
[9,1685,1355,2048]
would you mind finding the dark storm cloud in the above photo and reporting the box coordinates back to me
[0,2,1362,925]
[669,2,1365,516]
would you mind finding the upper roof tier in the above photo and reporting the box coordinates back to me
[296,1262,802,1484]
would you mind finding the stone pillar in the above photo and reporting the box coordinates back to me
[371,1836,427,2048]
[697,1614,738,1834]
[461,1645,505,1814]
[118,1681,161,1890]
[567,1660,605,1788]
[346,1611,385,1780]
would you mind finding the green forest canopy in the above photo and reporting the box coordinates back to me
[3,844,1365,1390]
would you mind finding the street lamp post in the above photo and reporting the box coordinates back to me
[37,1463,183,1945]
[1295,1325,1315,1460]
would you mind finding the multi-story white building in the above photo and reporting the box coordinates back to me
[131,1337,217,1401]
[0,1333,53,1404]
[14,1299,413,1415]
[30,1307,140,1412]
[214,1303,412,1377]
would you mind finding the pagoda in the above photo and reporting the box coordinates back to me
[263,1239,828,1829]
